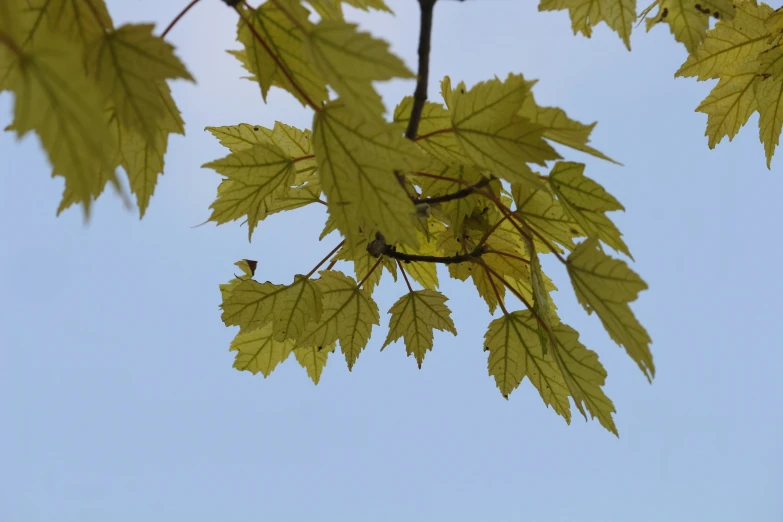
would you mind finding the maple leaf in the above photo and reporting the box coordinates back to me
[85,24,193,141]
[272,275,324,342]
[230,322,294,376]
[447,74,559,187]
[121,81,185,217]
[312,99,423,249]
[297,271,380,370]
[4,31,116,216]
[235,2,327,107]
[484,311,571,420]
[220,259,259,302]
[676,1,773,80]
[518,86,618,164]
[394,96,471,164]
[643,0,736,53]
[548,162,630,257]
[203,141,297,240]
[417,163,486,232]
[294,343,336,384]
[551,322,618,435]
[567,238,654,380]
[335,235,397,295]
[22,0,113,47]
[755,47,783,167]
[383,290,457,368]
[305,19,413,122]
[512,183,582,254]
[539,0,636,50]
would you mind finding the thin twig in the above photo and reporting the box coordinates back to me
[382,244,486,265]
[358,257,384,288]
[483,264,509,316]
[305,240,345,279]
[397,260,414,292]
[162,0,202,39]
[413,176,491,205]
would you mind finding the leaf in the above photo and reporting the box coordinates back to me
[22,0,114,47]
[512,183,582,254]
[306,19,413,122]
[755,48,783,167]
[448,74,559,186]
[222,279,286,332]
[518,88,618,164]
[551,323,618,435]
[526,235,556,354]
[297,270,380,370]
[417,163,485,232]
[676,1,773,80]
[383,290,457,368]
[5,32,116,216]
[85,24,193,140]
[548,162,630,257]
[230,322,294,376]
[483,311,571,421]
[395,233,440,290]
[538,0,636,50]
[393,96,470,164]
[567,238,654,380]
[219,259,258,302]
[272,275,324,342]
[694,65,760,149]
[235,2,327,107]
[313,99,423,249]
[644,0,736,53]
[294,343,336,385]
[206,123,275,152]
[202,141,297,240]
[121,81,185,217]
[335,233,397,295]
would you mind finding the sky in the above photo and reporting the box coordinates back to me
[1,1,782,521]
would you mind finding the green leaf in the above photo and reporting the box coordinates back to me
[85,24,192,140]
[230,322,294,376]
[512,183,582,254]
[383,290,457,368]
[567,238,654,380]
[393,96,471,164]
[235,2,327,107]
[448,74,559,187]
[272,275,324,342]
[539,0,636,50]
[644,0,736,53]
[484,311,571,421]
[548,162,630,257]
[294,343,336,384]
[551,322,618,435]
[313,99,423,249]
[755,48,783,168]
[23,0,114,47]
[297,270,380,370]
[306,19,413,122]
[203,141,297,240]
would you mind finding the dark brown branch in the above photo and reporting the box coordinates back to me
[381,244,487,265]
[413,176,491,205]
[405,0,437,140]
[162,0,202,39]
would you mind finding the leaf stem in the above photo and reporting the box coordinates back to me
[484,249,530,264]
[357,257,384,288]
[483,264,509,316]
[305,240,345,279]
[482,262,553,336]
[397,260,414,292]
[292,154,315,163]
[405,0,438,140]
[162,0,202,39]
[234,4,320,112]
[414,128,453,141]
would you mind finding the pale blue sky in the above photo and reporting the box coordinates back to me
[1,1,781,521]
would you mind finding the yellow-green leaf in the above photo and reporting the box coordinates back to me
[203,141,297,240]
[6,33,116,217]
[297,270,380,370]
[306,19,413,122]
[417,163,485,232]
[294,343,336,384]
[567,238,654,380]
[230,322,294,376]
[85,24,192,140]
[539,0,636,50]
[548,162,630,257]
[394,96,470,164]
[644,0,736,53]
[695,65,760,149]
[235,2,327,107]
[222,279,286,332]
[335,235,397,295]
[512,183,582,254]
[313,99,422,249]
[23,0,113,47]
[551,322,618,435]
[219,259,258,302]
[206,123,275,152]
[484,311,571,421]
[756,47,783,167]
[272,275,324,342]
[676,1,773,80]
[383,290,457,368]
[449,74,559,187]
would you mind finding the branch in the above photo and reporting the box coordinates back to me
[405,0,437,140]
[162,0,202,39]
[304,240,345,279]
[413,176,491,205]
[382,244,487,265]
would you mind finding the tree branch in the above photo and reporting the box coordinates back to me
[412,176,491,205]
[162,0,202,39]
[382,244,487,265]
[405,0,437,140]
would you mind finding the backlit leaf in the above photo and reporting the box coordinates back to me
[294,343,336,384]
[644,0,735,53]
[383,290,457,368]
[230,322,294,376]
[539,0,636,50]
